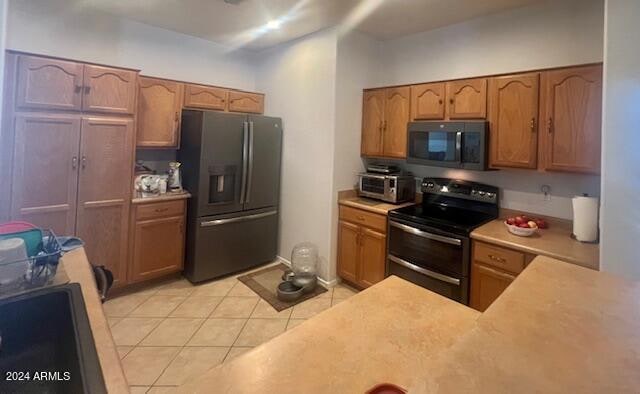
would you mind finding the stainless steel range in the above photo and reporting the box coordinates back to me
[387,178,499,305]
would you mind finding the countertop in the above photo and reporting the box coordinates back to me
[338,190,416,215]
[178,276,480,393]
[471,217,599,270]
[179,256,640,393]
[131,190,191,204]
[61,248,129,393]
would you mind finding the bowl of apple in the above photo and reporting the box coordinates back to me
[504,215,548,237]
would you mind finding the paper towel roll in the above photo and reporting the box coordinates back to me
[572,195,599,242]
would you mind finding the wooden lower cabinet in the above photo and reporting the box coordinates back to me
[129,199,186,283]
[337,206,387,289]
[470,262,516,312]
[470,240,536,311]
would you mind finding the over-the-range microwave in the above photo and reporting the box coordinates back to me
[407,121,488,171]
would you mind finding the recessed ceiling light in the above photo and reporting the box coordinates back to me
[266,20,281,30]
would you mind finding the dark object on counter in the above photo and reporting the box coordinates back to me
[92,265,113,303]
[0,283,106,394]
[358,172,415,203]
[179,110,282,283]
[366,383,408,394]
[387,178,499,305]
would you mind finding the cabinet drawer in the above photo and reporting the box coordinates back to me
[339,205,386,233]
[136,200,185,221]
[473,241,525,274]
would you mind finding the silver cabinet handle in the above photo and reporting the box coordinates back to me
[388,254,461,285]
[240,121,249,203]
[200,210,277,227]
[245,120,254,203]
[81,156,87,169]
[389,221,462,246]
[72,156,78,169]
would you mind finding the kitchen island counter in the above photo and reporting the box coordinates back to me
[179,256,640,393]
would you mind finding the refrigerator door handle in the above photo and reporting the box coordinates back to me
[240,121,249,203]
[245,121,255,203]
[200,210,277,227]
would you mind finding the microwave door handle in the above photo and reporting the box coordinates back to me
[455,131,462,162]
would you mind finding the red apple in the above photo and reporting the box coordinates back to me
[518,223,531,228]
[506,217,516,225]
[535,219,548,229]
[514,216,526,225]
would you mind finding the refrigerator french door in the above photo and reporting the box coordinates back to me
[179,110,282,282]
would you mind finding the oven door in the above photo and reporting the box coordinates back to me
[407,122,463,168]
[386,219,470,304]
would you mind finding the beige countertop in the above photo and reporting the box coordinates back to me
[62,248,129,393]
[338,189,416,215]
[180,256,640,393]
[131,190,191,204]
[472,218,599,270]
[178,276,480,393]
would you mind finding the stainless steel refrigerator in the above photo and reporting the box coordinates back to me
[178,110,282,283]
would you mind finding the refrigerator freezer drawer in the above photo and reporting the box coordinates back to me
[184,209,278,283]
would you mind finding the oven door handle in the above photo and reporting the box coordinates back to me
[389,221,462,246]
[388,254,461,286]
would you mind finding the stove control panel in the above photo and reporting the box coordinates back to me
[422,178,498,204]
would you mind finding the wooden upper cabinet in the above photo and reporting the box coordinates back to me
[541,65,602,174]
[76,117,134,287]
[10,114,81,235]
[228,91,264,114]
[488,73,539,169]
[184,84,228,111]
[82,65,137,115]
[383,87,410,158]
[16,55,84,111]
[137,77,184,148]
[446,78,487,119]
[361,89,385,156]
[411,82,445,120]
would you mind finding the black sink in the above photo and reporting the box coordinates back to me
[0,284,106,393]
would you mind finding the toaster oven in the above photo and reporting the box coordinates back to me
[358,173,415,203]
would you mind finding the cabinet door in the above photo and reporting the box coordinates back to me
[361,89,385,157]
[541,65,602,173]
[228,91,264,114]
[11,114,81,235]
[184,84,228,111]
[130,215,185,283]
[358,228,387,288]
[446,78,487,119]
[76,117,134,287]
[337,220,360,284]
[137,77,183,147]
[488,73,539,168]
[383,87,410,158]
[411,82,445,120]
[16,55,84,111]
[82,65,137,115]
[470,262,515,312]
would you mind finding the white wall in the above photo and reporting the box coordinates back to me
[6,0,256,90]
[0,0,7,117]
[328,31,381,279]
[600,0,640,279]
[367,0,604,220]
[256,28,338,281]
[376,0,604,87]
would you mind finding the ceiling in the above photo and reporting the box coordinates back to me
[80,0,543,50]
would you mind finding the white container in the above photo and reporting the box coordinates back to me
[0,238,29,284]
[504,221,537,237]
[572,195,599,242]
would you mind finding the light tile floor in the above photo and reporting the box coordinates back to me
[103,266,358,393]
